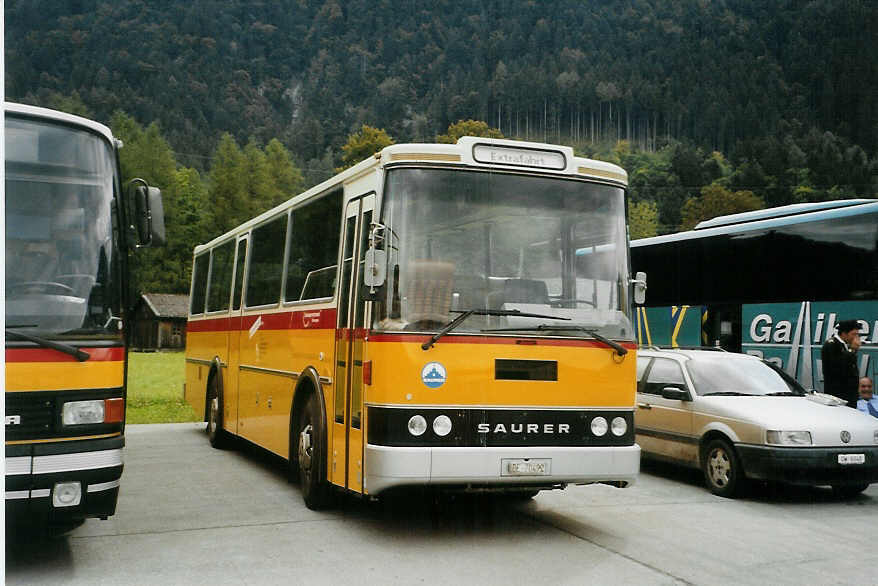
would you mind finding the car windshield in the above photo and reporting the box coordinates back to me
[373,167,633,338]
[686,354,806,396]
[5,115,121,338]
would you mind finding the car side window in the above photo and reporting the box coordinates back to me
[636,357,651,388]
[643,358,686,395]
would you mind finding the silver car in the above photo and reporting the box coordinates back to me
[635,348,878,498]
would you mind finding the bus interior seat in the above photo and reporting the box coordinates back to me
[404,260,455,327]
[503,278,550,305]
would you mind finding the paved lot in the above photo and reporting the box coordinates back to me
[7,422,878,585]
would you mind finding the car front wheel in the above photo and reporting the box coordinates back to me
[702,439,744,498]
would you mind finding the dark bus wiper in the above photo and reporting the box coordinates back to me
[480,324,628,356]
[764,391,801,396]
[422,309,570,350]
[701,391,754,396]
[5,328,91,362]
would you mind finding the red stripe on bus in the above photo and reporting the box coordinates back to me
[366,334,637,349]
[6,347,125,363]
[187,308,338,333]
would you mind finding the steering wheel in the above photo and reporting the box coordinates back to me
[7,281,75,295]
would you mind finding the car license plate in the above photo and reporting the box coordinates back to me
[501,458,550,476]
[838,454,865,465]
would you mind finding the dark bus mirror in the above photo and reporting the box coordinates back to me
[128,180,165,247]
[632,271,647,305]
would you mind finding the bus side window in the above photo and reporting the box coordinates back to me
[232,239,247,311]
[190,253,209,315]
[286,191,343,302]
[206,240,235,312]
[246,214,288,307]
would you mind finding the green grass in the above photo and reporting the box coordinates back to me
[126,351,200,424]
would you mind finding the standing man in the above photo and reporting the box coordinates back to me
[821,319,861,407]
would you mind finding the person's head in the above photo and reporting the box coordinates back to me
[837,320,861,345]
[859,377,873,399]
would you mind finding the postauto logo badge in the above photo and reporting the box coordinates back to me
[421,362,447,389]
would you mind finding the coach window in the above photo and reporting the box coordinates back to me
[190,253,209,315]
[232,239,248,311]
[207,240,235,312]
[285,191,343,302]
[246,214,289,307]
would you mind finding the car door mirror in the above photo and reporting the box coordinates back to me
[661,386,689,401]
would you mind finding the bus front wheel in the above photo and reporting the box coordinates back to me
[297,393,331,509]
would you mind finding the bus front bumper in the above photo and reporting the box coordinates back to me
[364,443,640,495]
[6,436,124,525]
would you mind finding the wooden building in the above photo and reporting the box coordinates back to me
[132,293,189,350]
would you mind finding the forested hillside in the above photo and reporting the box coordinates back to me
[6,0,878,292]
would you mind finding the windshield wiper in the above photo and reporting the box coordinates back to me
[764,391,801,396]
[701,391,754,396]
[422,309,570,350]
[480,324,628,356]
[5,328,91,362]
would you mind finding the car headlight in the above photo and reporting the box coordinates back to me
[873,430,878,445]
[766,430,812,446]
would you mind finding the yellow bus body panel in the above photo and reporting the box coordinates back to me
[6,360,124,392]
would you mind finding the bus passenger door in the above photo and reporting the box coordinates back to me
[331,194,373,493]
[228,236,248,435]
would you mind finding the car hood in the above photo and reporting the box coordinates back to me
[697,396,878,447]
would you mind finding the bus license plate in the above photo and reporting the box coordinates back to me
[502,458,550,476]
[838,454,865,465]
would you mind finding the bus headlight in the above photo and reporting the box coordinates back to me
[53,482,82,507]
[433,415,453,437]
[62,400,105,425]
[611,417,628,436]
[591,417,608,437]
[407,415,427,437]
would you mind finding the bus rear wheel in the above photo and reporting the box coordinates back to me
[297,393,331,510]
[206,375,230,449]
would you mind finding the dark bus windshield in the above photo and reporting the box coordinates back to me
[5,115,121,338]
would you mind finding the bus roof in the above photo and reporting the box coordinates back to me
[194,136,628,254]
[632,199,878,248]
[5,101,117,145]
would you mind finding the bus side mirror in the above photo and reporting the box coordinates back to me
[632,271,647,305]
[364,247,387,290]
[128,179,165,247]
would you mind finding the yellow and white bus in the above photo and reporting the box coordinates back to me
[184,137,642,508]
[5,102,163,527]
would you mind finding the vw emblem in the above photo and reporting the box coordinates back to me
[840,430,851,443]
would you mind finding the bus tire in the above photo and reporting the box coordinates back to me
[207,374,230,449]
[297,392,331,510]
[702,438,744,498]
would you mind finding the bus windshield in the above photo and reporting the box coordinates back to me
[5,116,120,338]
[374,168,633,338]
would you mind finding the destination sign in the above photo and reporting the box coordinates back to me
[472,144,566,170]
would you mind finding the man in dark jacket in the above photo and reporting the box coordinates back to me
[821,319,861,407]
